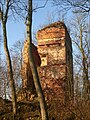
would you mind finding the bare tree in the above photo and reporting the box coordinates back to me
[0,1,17,115]
[0,59,11,99]
[0,0,28,115]
[70,14,90,99]
[52,0,90,13]
[10,40,24,93]
[26,0,49,120]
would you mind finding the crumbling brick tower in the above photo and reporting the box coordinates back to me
[37,21,73,102]
[18,40,41,101]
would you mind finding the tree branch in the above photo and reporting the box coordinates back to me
[4,0,11,23]
[33,0,48,12]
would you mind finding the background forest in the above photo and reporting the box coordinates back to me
[0,0,90,120]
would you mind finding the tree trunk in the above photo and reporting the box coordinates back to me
[2,22,17,115]
[80,28,89,99]
[26,0,49,120]
[82,54,89,99]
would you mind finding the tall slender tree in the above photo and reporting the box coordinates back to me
[26,0,49,120]
[0,0,17,115]
[70,14,90,99]
[0,0,28,115]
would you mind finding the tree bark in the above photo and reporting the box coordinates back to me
[2,22,17,115]
[26,0,49,120]
[79,28,89,99]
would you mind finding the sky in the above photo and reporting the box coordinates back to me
[1,0,73,49]
[1,0,71,57]
[1,0,89,52]
[5,1,56,47]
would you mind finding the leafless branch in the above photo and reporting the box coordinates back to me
[53,0,90,13]
[4,0,11,23]
[33,0,48,12]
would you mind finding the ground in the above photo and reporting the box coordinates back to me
[0,97,90,120]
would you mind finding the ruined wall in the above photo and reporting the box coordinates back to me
[18,40,41,101]
[37,21,73,101]
[18,21,73,102]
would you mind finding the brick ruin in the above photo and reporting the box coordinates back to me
[18,41,41,101]
[37,21,73,101]
[17,21,73,102]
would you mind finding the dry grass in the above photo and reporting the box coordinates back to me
[0,97,90,120]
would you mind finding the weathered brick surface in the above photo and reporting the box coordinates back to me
[18,41,41,101]
[22,40,41,66]
[37,21,73,101]
[37,22,65,40]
